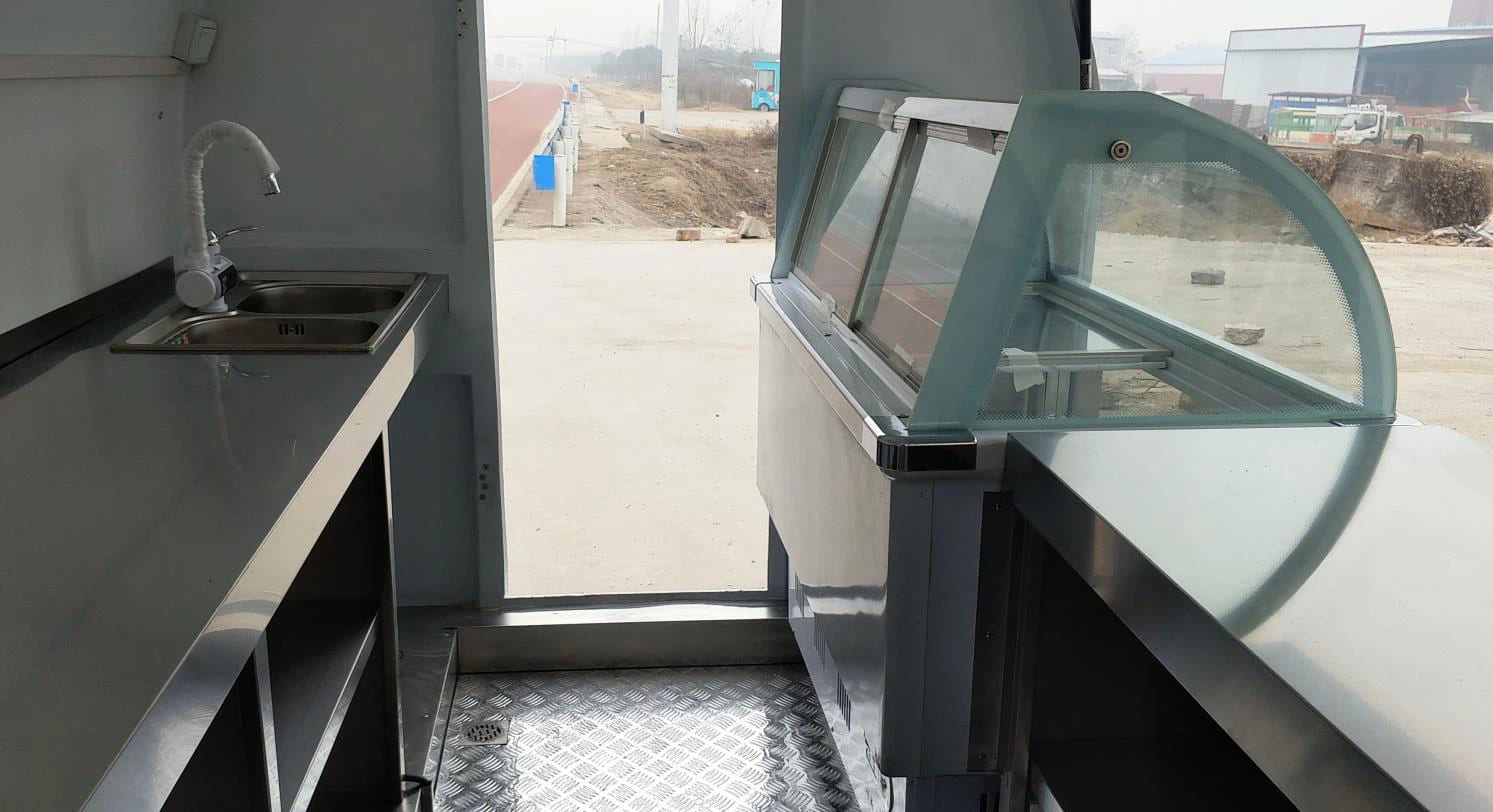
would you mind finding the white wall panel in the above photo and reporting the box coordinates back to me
[1223,48,1361,105]
[185,0,502,604]
[0,0,188,335]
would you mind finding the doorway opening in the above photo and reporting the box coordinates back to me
[481,4,782,599]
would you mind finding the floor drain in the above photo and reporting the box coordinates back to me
[457,718,510,746]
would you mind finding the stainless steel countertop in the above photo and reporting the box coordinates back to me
[0,274,448,811]
[1008,424,1493,811]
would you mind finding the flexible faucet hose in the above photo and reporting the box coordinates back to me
[179,121,281,273]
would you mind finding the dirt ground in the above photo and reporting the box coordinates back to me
[506,125,776,231]
[587,79,660,111]
[585,128,776,229]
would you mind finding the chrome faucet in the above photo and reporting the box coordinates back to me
[176,121,281,312]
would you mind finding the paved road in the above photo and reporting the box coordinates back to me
[487,80,563,203]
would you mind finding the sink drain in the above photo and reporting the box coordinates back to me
[456,718,510,746]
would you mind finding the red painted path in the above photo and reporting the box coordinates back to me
[487,80,564,203]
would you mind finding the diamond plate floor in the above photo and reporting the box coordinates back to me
[434,664,861,811]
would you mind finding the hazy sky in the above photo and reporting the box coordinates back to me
[486,0,1456,59]
[486,0,780,56]
[1092,0,1452,53]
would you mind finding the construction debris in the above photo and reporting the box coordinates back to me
[1224,324,1266,346]
[725,232,741,243]
[1412,222,1493,247]
[1191,269,1226,286]
[737,213,772,239]
[676,227,701,241]
[643,126,706,149]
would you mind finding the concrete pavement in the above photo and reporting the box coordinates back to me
[495,238,773,597]
[1365,243,1493,445]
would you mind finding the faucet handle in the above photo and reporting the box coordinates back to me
[206,225,259,247]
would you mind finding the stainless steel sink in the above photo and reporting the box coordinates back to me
[167,316,380,347]
[113,272,424,354]
[236,284,405,315]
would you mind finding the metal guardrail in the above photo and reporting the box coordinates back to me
[532,89,578,226]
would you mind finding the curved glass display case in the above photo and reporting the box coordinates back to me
[753,86,1405,791]
[766,88,1397,445]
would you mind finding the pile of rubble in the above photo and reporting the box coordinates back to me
[1399,215,1493,247]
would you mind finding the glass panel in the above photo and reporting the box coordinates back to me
[977,290,1184,420]
[756,70,776,91]
[792,118,901,320]
[854,135,1002,382]
[975,160,1365,425]
[982,366,1214,422]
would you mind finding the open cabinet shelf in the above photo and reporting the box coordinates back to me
[159,437,402,812]
[267,601,380,811]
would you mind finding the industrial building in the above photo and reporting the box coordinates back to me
[1222,19,1493,113]
[1222,25,1367,107]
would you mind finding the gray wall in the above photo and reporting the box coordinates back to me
[777,0,1081,224]
[0,0,191,334]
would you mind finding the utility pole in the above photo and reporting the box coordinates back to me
[661,0,679,133]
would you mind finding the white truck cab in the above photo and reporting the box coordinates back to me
[1335,106,1423,152]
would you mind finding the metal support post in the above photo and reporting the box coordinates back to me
[551,141,568,227]
[661,0,679,133]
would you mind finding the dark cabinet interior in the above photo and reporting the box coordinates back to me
[160,438,403,812]
[1026,544,1296,811]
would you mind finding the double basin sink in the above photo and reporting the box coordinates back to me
[113,272,425,353]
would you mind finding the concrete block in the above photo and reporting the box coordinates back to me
[1191,268,1226,286]
[738,215,771,239]
[1224,323,1265,345]
[676,228,701,241]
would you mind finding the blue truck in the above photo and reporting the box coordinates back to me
[751,60,779,111]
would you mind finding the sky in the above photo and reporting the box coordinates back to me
[1093,0,1456,55]
[485,0,1456,63]
[486,0,780,59]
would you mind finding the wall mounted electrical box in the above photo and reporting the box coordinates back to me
[172,14,218,66]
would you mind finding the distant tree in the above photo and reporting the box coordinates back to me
[594,45,663,82]
[682,0,711,59]
[710,11,745,50]
[745,0,776,51]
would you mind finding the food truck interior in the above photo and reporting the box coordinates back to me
[1,1,1489,811]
